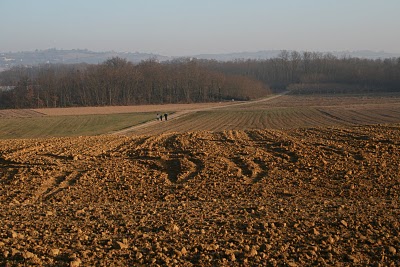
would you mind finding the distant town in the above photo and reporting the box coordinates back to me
[1,48,400,71]
[0,49,168,71]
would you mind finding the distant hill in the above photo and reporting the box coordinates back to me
[1,48,399,70]
[192,50,400,61]
[192,50,283,61]
[0,49,169,69]
[330,50,400,60]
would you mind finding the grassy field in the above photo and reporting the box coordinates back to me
[0,112,155,139]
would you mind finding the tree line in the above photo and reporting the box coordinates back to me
[1,51,400,109]
[196,51,400,93]
[0,57,269,109]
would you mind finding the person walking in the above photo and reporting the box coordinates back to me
[164,113,168,121]
[156,113,160,121]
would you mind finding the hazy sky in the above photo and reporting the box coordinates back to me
[1,0,399,56]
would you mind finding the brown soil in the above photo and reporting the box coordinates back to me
[1,124,399,266]
[0,109,45,118]
[35,102,241,116]
[0,102,242,119]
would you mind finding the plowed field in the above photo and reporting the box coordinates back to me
[0,93,400,266]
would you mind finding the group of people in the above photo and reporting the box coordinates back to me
[156,113,168,121]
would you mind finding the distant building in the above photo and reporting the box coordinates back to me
[0,86,15,91]
[1,57,15,62]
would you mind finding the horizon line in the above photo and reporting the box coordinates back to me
[2,48,400,57]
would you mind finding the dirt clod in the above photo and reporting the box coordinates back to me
[0,124,399,266]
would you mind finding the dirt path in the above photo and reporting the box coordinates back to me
[111,92,288,135]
